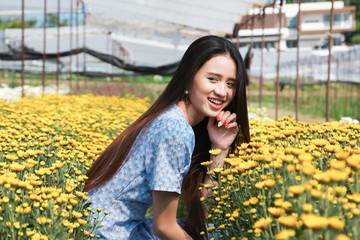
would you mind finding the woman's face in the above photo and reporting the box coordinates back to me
[188,54,237,119]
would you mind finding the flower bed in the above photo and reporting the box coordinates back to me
[203,117,360,240]
[0,94,149,239]
[1,94,359,240]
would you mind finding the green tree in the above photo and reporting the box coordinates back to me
[0,18,37,30]
[46,13,68,27]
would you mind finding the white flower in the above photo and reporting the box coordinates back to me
[339,117,359,124]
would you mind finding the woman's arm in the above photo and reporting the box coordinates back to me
[152,191,192,240]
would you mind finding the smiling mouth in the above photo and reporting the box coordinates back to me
[208,98,224,105]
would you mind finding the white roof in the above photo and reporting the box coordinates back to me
[2,0,269,37]
[1,0,270,69]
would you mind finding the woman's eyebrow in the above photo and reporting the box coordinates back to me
[207,72,222,77]
[207,72,236,81]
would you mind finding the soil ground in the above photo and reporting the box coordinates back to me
[263,106,328,123]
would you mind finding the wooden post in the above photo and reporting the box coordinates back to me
[76,1,79,91]
[56,0,60,93]
[259,9,265,108]
[295,0,301,121]
[42,0,47,94]
[326,0,335,121]
[276,0,283,120]
[21,0,25,98]
[69,0,73,91]
[82,1,87,87]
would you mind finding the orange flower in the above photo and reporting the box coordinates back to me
[263,179,276,188]
[302,203,313,212]
[278,215,297,227]
[347,154,360,168]
[334,151,350,160]
[328,216,345,230]
[274,229,296,240]
[249,197,259,205]
[268,207,284,217]
[282,201,293,211]
[311,139,329,147]
[301,213,328,229]
[289,185,306,196]
[335,234,350,240]
[253,217,272,229]
[298,153,313,162]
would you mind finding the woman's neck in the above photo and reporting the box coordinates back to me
[176,101,204,127]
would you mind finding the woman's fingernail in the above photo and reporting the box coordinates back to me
[225,125,229,129]
[217,121,223,127]
[216,116,220,121]
[223,121,227,126]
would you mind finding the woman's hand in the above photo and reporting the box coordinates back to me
[207,111,239,150]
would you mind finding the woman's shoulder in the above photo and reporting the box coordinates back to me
[157,105,191,127]
[149,104,194,139]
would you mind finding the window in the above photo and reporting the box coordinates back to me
[266,42,275,49]
[286,40,297,48]
[324,13,343,27]
[323,14,330,27]
[304,19,320,23]
[333,38,341,46]
[288,17,298,29]
[334,13,341,26]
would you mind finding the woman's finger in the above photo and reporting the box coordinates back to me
[217,111,231,127]
[223,113,237,128]
[216,112,224,125]
[224,122,238,131]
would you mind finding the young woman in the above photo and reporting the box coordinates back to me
[84,35,250,240]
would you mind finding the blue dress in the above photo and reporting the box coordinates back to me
[87,104,195,239]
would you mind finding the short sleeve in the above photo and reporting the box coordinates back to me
[145,118,194,195]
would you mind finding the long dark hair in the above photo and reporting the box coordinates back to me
[84,35,250,239]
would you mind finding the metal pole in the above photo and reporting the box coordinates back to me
[83,1,87,87]
[42,0,47,95]
[276,0,283,120]
[21,0,25,98]
[326,0,335,121]
[249,17,254,79]
[236,24,240,49]
[358,83,360,120]
[69,0,73,91]
[295,0,301,121]
[335,57,339,110]
[56,0,60,93]
[76,1,79,91]
[107,32,110,81]
[259,9,265,108]
[248,16,254,106]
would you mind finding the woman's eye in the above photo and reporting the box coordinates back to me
[208,77,217,82]
[227,82,235,88]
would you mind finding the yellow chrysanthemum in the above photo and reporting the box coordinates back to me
[278,215,297,227]
[209,149,222,156]
[274,229,296,240]
[301,213,328,229]
[252,217,272,229]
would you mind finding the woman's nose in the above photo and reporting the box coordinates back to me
[214,82,227,97]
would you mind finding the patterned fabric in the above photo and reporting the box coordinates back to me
[87,104,195,239]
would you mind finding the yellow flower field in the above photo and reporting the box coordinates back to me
[204,117,360,240]
[0,94,149,239]
[1,94,360,240]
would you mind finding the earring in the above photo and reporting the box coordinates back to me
[184,89,189,95]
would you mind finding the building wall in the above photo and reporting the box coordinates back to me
[238,1,355,49]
